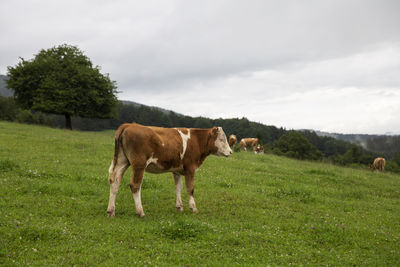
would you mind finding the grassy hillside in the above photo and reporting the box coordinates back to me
[1,121,399,266]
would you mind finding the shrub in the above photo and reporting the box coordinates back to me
[386,161,400,173]
[16,110,34,123]
[0,96,19,121]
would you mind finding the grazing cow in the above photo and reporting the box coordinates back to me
[370,157,386,172]
[254,144,264,154]
[239,138,259,151]
[229,134,237,148]
[107,123,232,217]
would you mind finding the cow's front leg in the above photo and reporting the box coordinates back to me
[129,167,145,217]
[185,172,198,213]
[173,173,184,212]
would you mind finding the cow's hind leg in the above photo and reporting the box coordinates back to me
[130,167,145,217]
[185,173,198,213]
[173,173,184,212]
[107,158,129,217]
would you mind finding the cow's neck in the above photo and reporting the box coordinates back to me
[190,128,213,161]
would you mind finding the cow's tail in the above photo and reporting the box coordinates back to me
[111,124,129,172]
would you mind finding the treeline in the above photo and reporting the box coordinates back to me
[0,96,286,142]
[1,95,399,172]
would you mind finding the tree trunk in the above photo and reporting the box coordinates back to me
[65,114,72,130]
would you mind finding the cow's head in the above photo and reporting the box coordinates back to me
[228,134,237,147]
[210,127,232,157]
[369,164,375,171]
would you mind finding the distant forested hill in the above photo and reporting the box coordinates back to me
[315,131,400,159]
[315,131,380,146]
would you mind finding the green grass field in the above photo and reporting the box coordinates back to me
[1,121,399,266]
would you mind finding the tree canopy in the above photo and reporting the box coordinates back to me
[274,130,321,160]
[6,44,118,129]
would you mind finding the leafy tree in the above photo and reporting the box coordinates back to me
[135,105,151,125]
[118,103,138,123]
[193,117,213,128]
[255,130,263,145]
[274,130,319,160]
[148,108,172,127]
[340,144,375,165]
[169,111,186,127]
[6,44,118,129]
[386,152,400,173]
[342,145,364,164]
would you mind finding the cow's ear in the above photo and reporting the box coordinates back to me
[212,127,218,135]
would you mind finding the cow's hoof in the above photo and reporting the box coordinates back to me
[176,206,184,212]
[107,210,115,217]
[136,212,145,218]
[190,207,198,213]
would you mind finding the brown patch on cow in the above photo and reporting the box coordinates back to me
[178,128,188,135]
[129,184,140,194]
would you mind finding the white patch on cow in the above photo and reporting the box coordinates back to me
[189,195,197,213]
[176,129,191,159]
[174,174,183,211]
[214,127,232,157]
[108,160,114,175]
[145,154,158,168]
[133,187,144,216]
[133,188,141,205]
[145,154,166,173]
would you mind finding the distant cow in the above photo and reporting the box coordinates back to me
[107,123,232,217]
[254,144,264,154]
[229,134,237,148]
[370,157,386,172]
[239,138,259,151]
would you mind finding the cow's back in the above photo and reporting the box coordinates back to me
[241,138,258,146]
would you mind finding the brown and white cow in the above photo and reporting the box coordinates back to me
[229,134,237,148]
[370,157,386,172]
[107,123,232,217]
[239,138,259,151]
[254,144,264,154]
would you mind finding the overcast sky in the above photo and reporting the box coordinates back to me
[1,0,399,134]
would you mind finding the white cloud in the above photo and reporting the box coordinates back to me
[122,44,400,134]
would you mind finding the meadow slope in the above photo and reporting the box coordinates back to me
[0,121,399,266]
